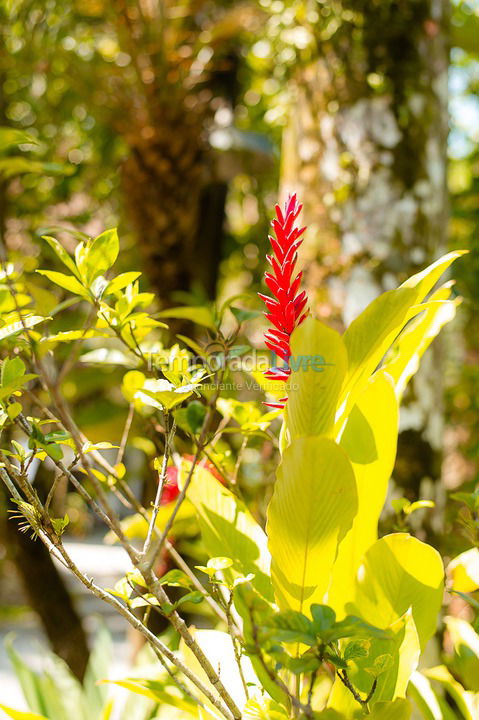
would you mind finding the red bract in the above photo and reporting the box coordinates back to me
[160,455,225,505]
[259,194,309,409]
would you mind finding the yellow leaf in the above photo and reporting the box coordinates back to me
[338,251,464,428]
[349,534,444,650]
[182,462,272,602]
[284,316,348,442]
[267,436,358,612]
[382,283,459,400]
[328,371,398,615]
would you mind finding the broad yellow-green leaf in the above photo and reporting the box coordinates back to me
[382,284,459,400]
[338,252,464,426]
[183,462,272,601]
[366,699,412,719]
[444,616,479,692]
[284,316,348,441]
[36,270,90,300]
[408,671,445,720]
[425,666,478,720]
[348,534,444,650]
[329,611,420,713]
[267,436,358,613]
[157,306,216,330]
[0,706,48,720]
[328,371,398,615]
[447,548,479,593]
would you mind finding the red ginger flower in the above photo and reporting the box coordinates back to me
[259,194,309,409]
[161,455,225,505]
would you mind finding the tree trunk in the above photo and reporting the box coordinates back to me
[1,489,90,681]
[282,0,450,505]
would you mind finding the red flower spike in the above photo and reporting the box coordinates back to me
[259,194,309,408]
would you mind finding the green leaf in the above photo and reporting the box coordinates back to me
[42,236,80,278]
[229,306,262,323]
[339,251,465,425]
[408,671,447,720]
[183,461,273,601]
[425,666,477,720]
[1,357,25,386]
[444,616,479,692]
[349,533,444,650]
[36,270,90,299]
[186,400,207,433]
[5,639,48,716]
[382,283,458,400]
[106,272,142,294]
[0,126,38,151]
[328,371,398,615]
[329,611,420,712]
[310,604,336,635]
[344,640,370,661]
[367,699,412,720]
[263,610,315,645]
[267,436,358,613]
[157,306,216,330]
[284,316,348,441]
[83,229,119,285]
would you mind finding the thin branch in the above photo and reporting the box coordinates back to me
[142,414,175,558]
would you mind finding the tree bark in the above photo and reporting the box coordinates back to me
[1,489,90,681]
[282,0,450,503]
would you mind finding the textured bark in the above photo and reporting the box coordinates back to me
[282,0,450,500]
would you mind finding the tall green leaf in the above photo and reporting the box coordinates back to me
[285,316,348,441]
[338,251,464,426]
[267,437,358,613]
[183,463,273,602]
[382,284,459,400]
[328,371,398,615]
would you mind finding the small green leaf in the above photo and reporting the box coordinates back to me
[229,306,262,323]
[106,271,142,294]
[7,402,22,420]
[344,639,370,661]
[1,357,25,386]
[36,270,90,299]
[311,604,336,635]
[404,500,435,515]
[51,514,69,536]
[42,235,80,278]
[207,556,233,571]
[83,229,119,285]
[186,400,206,434]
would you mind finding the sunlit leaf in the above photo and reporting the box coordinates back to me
[267,436,357,613]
